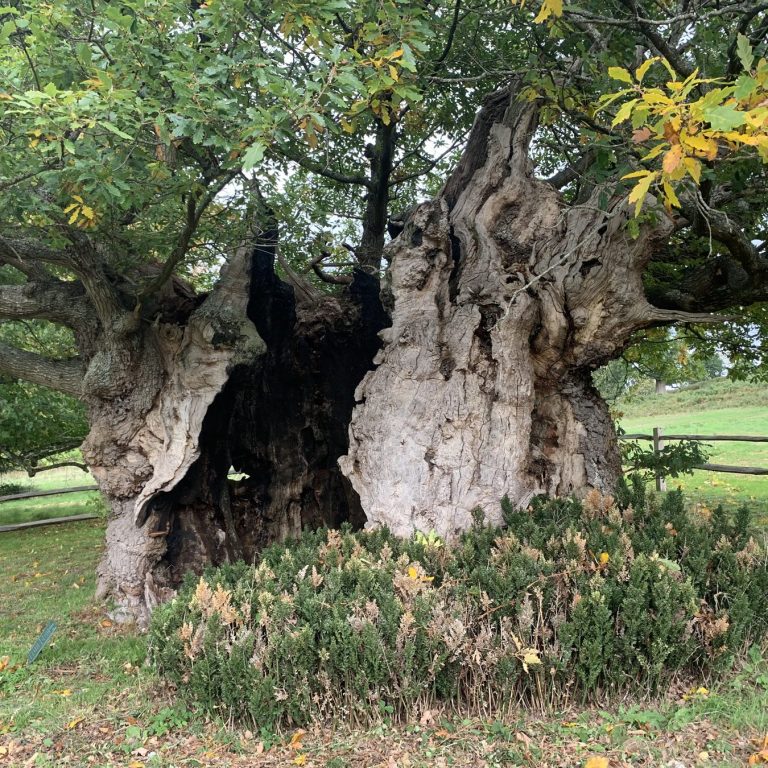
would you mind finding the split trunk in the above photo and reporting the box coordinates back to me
[78,88,681,619]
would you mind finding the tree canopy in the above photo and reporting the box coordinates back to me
[1,0,766,385]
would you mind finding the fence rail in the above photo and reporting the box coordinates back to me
[0,485,98,504]
[619,428,768,490]
[622,433,768,443]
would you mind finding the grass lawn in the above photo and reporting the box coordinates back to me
[2,519,767,767]
[0,467,100,526]
[619,380,768,519]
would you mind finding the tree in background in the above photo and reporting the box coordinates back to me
[0,0,767,619]
[594,327,725,401]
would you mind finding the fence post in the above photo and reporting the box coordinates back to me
[653,426,666,492]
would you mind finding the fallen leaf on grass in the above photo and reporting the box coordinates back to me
[66,717,84,730]
[293,755,307,766]
[0,657,9,672]
[585,758,609,768]
[100,619,113,628]
[128,762,145,768]
[52,689,72,697]
[289,729,306,750]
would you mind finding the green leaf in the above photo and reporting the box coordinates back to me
[608,66,633,84]
[702,105,746,131]
[733,74,756,101]
[242,141,265,170]
[100,122,133,140]
[736,33,754,72]
[612,99,638,127]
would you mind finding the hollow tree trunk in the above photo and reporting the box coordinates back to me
[340,88,677,537]
[82,232,386,623]
[83,241,265,617]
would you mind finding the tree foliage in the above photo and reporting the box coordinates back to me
[0,0,767,398]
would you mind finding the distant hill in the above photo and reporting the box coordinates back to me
[617,378,768,420]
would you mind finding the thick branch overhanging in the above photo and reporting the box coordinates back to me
[0,233,124,329]
[0,341,84,397]
[0,281,92,328]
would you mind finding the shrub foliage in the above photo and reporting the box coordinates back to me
[149,481,768,728]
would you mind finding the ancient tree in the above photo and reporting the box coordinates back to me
[1,0,767,619]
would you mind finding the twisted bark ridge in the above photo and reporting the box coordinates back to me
[340,88,676,537]
[84,242,265,617]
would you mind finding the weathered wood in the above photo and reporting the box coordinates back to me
[621,433,768,442]
[0,513,98,533]
[0,485,98,503]
[696,463,768,475]
[653,427,666,492]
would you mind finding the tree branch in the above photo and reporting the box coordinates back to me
[0,281,91,328]
[139,171,241,301]
[274,145,371,187]
[545,149,597,189]
[0,341,84,397]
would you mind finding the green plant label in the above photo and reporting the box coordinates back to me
[27,621,56,664]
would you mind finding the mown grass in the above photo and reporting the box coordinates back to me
[619,379,768,518]
[1,515,767,766]
[0,466,100,526]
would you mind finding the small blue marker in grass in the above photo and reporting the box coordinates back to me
[27,621,56,664]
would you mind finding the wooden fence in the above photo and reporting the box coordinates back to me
[0,484,100,532]
[619,429,768,491]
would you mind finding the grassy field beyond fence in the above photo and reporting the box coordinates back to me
[619,379,768,520]
[0,467,100,527]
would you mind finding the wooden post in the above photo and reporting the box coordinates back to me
[653,426,666,492]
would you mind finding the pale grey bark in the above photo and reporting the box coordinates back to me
[340,91,683,537]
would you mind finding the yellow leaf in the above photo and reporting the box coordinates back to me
[0,656,9,672]
[68,208,80,225]
[388,48,404,60]
[533,0,563,24]
[683,156,702,184]
[128,762,145,768]
[612,99,637,127]
[289,730,305,749]
[66,717,84,730]
[81,205,95,220]
[522,650,542,667]
[388,65,399,82]
[662,180,681,209]
[293,755,307,766]
[599,552,610,565]
[63,203,79,213]
[585,758,610,768]
[622,170,655,179]
[662,144,684,175]
[628,171,657,216]
[407,566,418,579]
[73,195,84,203]
[681,132,718,159]
[641,144,665,162]
[608,66,633,84]
[53,689,73,697]
[635,57,659,83]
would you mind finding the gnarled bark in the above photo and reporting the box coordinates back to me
[82,232,385,623]
[340,89,677,537]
